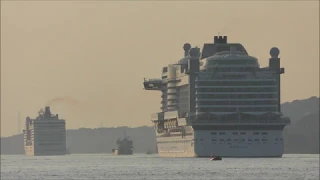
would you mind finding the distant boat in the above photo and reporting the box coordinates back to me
[210,156,222,161]
[112,132,133,155]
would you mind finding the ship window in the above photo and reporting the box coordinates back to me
[219,139,224,141]
[240,132,246,135]
[232,132,238,135]
[253,132,259,135]
[211,132,217,135]
[219,132,226,135]
[212,139,217,141]
[261,132,268,135]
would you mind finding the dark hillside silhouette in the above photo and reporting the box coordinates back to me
[1,97,319,155]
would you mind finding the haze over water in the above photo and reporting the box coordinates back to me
[1,2,319,137]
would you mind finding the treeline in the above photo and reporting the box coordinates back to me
[1,97,319,155]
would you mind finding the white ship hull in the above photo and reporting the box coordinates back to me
[156,126,285,157]
[157,134,195,157]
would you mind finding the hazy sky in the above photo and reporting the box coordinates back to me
[1,1,319,137]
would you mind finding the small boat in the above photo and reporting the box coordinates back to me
[210,156,222,161]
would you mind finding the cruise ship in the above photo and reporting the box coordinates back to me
[143,35,290,157]
[23,106,66,156]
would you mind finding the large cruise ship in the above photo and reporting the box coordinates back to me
[143,35,290,157]
[23,106,66,156]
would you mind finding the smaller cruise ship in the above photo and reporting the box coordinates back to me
[23,106,66,156]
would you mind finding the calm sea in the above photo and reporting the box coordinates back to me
[1,154,319,180]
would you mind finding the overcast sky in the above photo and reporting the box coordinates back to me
[1,1,319,137]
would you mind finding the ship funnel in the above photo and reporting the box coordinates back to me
[44,106,51,117]
[214,36,227,44]
[183,43,191,57]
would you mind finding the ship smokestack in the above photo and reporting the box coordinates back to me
[183,43,191,57]
[44,106,51,118]
[214,36,227,44]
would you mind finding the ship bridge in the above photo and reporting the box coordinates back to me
[143,78,163,90]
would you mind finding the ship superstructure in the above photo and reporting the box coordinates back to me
[23,106,66,156]
[112,133,133,155]
[143,36,290,157]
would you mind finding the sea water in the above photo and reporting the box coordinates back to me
[1,154,319,180]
